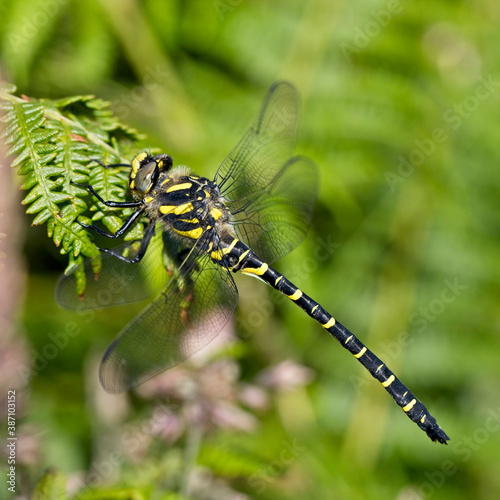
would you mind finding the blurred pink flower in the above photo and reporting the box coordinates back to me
[238,383,269,411]
[255,359,315,392]
[138,357,258,440]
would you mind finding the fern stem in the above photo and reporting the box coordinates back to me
[0,88,127,163]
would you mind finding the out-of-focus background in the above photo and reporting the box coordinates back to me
[1,1,499,499]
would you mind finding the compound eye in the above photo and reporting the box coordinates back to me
[134,161,158,194]
[152,154,173,172]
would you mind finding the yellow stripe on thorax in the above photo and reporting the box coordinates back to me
[160,202,194,215]
[210,207,224,220]
[178,218,199,224]
[166,182,192,193]
[174,227,204,239]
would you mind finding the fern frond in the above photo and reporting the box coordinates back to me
[0,84,146,292]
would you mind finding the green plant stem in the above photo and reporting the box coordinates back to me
[180,407,204,498]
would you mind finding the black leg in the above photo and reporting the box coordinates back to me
[90,158,131,169]
[99,224,156,263]
[71,181,142,208]
[77,207,145,239]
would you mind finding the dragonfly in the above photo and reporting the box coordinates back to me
[57,82,449,443]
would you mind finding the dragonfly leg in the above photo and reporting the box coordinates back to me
[98,223,156,263]
[71,180,143,208]
[76,207,145,239]
[90,158,131,169]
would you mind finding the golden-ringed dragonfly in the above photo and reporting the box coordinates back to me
[57,82,449,444]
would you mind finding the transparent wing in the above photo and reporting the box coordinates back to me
[214,81,318,263]
[215,81,299,203]
[99,252,238,393]
[229,156,318,263]
[55,228,168,310]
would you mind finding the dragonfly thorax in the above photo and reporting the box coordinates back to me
[135,157,234,246]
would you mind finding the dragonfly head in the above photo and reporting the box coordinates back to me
[129,152,173,195]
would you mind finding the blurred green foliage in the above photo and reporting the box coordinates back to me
[1,0,500,499]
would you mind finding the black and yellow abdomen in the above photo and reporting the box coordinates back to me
[217,238,449,444]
